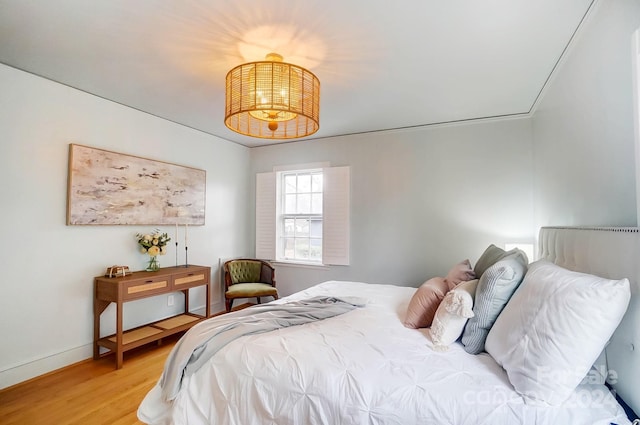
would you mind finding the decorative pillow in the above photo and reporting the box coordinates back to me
[404,277,452,329]
[473,244,526,277]
[453,278,478,301]
[485,260,630,406]
[430,279,478,351]
[444,259,476,286]
[461,250,528,354]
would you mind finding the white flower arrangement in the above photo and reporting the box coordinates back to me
[136,229,171,257]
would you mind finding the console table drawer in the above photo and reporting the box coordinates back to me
[124,277,170,299]
[173,270,208,290]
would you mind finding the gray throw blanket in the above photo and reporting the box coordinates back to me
[160,296,364,401]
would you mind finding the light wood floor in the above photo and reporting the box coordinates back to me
[0,305,250,425]
[0,334,178,425]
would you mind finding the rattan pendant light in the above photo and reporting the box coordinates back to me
[224,53,320,139]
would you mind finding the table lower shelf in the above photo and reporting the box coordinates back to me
[97,313,204,358]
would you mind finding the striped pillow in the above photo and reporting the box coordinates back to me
[461,250,528,354]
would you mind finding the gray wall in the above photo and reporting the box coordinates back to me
[250,118,535,297]
[251,0,640,299]
[532,0,640,228]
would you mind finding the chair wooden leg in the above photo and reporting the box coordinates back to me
[226,298,233,312]
[257,297,261,304]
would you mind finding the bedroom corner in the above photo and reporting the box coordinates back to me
[0,64,251,389]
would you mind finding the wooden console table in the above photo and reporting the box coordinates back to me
[94,264,211,369]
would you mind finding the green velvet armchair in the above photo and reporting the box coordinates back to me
[223,259,278,312]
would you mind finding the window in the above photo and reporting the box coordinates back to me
[280,170,323,263]
[256,165,350,266]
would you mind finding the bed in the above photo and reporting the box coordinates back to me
[138,227,640,425]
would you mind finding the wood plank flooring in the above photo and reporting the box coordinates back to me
[0,305,251,425]
[0,336,174,425]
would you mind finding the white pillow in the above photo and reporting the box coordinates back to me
[485,260,630,406]
[430,280,477,351]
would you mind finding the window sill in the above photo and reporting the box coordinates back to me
[272,261,330,270]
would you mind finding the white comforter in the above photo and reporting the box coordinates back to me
[138,281,630,425]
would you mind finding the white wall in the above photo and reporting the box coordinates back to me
[0,64,250,388]
[532,0,640,228]
[250,118,535,297]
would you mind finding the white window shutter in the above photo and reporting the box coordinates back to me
[255,172,276,260]
[322,166,350,265]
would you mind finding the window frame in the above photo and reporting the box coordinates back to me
[277,168,324,264]
[256,164,350,267]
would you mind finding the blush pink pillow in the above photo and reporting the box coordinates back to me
[444,259,476,286]
[404,277,453,329]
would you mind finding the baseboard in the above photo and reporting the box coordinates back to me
[0,343,93,390]
[0,301,226,391]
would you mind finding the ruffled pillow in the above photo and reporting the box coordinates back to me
[431,279,477,351]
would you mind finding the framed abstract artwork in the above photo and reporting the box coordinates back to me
[67,144,206,225]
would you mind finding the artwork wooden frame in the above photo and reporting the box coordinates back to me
[67,144,206,225]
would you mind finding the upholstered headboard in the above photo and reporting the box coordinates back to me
[538,226,640,417]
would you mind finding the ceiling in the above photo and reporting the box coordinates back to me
[0,0,595,147]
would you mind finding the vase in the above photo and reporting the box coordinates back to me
[146,255,160,272]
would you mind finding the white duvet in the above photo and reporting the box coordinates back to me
[138,281,631,425]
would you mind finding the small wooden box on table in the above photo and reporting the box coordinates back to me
[94,265,211,369]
